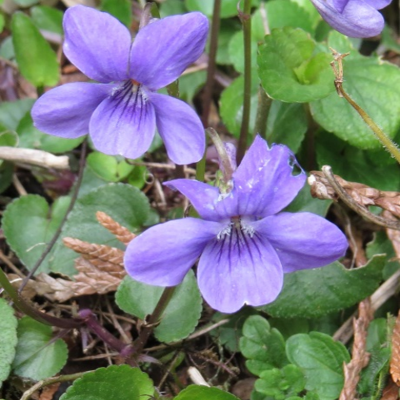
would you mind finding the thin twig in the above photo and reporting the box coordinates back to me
[18,141,87,292]
[322,166,400,230]
[0,147,69,170]
[12,174,27,196]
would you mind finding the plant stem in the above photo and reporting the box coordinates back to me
[18,140,87,292]
[21,371,92,400]
[254,85,271,139]
[0,266,82,328]
[339,88,400,164]
[131,286,176,355]
[236,0,252,163]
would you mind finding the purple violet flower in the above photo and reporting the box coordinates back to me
[124,136,348,314]
[31,6,209,164]
[310,0,391,38]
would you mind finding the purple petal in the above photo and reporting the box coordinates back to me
[254,212,348,273]
[124,218,221,286]
[151,93,205,164]
[310,0,385,38]
[63,5,131,82]
[198,231,283,313]
[363,0,391,10]
[332,0,349,12]
[89,83,156,158]
[32,82,113,138]
[165,179,222,221]
[228,136,306,218]
[130,13,209,90]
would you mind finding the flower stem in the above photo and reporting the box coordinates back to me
[236,0,252,164]
[330,49,400,164]
[0,266,82,329]
[131,286,176,355]
[254,85,271,139]
[18,140,87,292]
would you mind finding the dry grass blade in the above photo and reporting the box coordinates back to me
[63,237,124,266]
[390,310,400,386]
[339,298,373,400]
[96,211,136,245]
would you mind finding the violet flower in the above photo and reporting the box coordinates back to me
[124,136,348,314]
[31,6,208,164]
[310,0,391,38]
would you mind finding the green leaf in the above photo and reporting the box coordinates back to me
[178,70,207,104]
[127,165,147,190]
[284,184,332,217]
[258,27,334,102]
[0,99,34,130]
[0,14,4,34]
[175,385,239,400]
[49,183,150,276]
[255,365,306,399]
[116,270,202,342]
[263,255,385,318]
[239,315,288,376]
[210,308,258,352]
[220,75,259,139]
[87,152,134,182]
[100,0,131,27]
[60,365,154,400]
[31,6,63,35]
[2,195,70,273]
[315,131,400,191]
[266,101,307,153]
[286,332,350,400]
[185,0,259,18]
[12,13,59,87]
[0,299,18,388]
[366,231,399,279]
[0,161,14,193]
[13,317,68,380]
[160,0,187,17]
[13,0,39,6]
[17,113,84,153]
[310,31,400,149]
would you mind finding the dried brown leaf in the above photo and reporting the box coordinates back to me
[96,211,136,245]
[35,257,125,302]
[38,383,60,400]
[309,171,400,218]
[391,311,400,386]
[381,378,399,400]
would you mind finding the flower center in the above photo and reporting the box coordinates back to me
[111,80,149,106]
[217,216,255,240]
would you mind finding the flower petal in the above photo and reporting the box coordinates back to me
[363,0,391,10]
[124,218,221,286]
[332,0,349,13]
[310,0,385,38]
[165,179,221,221]
[198,230,283,313]
[151,93,205,164]
[130,12,209,90]
[226,136,306,218]
[89,83,156,158]
[63,5,131,82]
[31,82,113,138]
[254,212,348,273]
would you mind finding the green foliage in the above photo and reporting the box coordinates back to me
[263,255,385,318]
[17,113,84,153]
[316,132,400,191]
[286,332,349,400]
[258,27,334,102]
[100,0,132,27]
[116,271,202,342]
[255,364,306,400]
[311,32,400,149]
[48,184,151,276]
[175,385,240,400]
[239,315,288,376]
[31,5,63,34]
[2,195,70,273]
[185,0,259,18]
[87,152,134,182]
[60,366,154,400]
[13,317,68,380]
[11,13,59,87]
[0,299,18,388]
[0,99,34,130]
